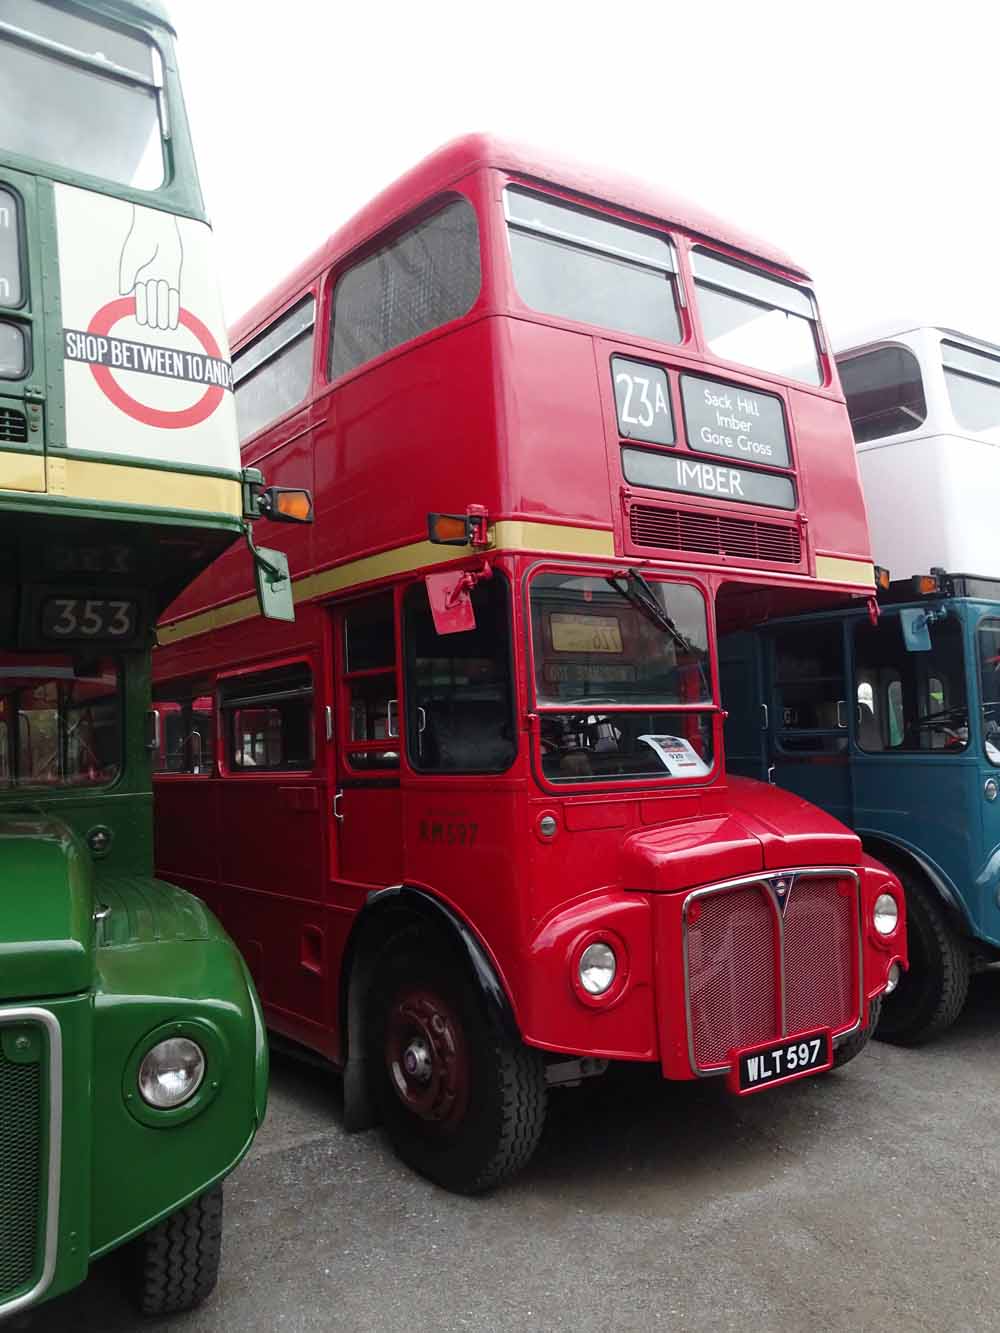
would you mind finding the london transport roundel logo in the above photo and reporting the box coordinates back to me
[85,297,226,431]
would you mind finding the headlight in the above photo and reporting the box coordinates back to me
[873,892,899,936]
[138,1036,206,1108]
[579,942,617,995]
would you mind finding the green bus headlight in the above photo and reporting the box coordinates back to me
[138,1036,206,1109]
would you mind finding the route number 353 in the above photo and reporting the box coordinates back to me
[41,597,138,640]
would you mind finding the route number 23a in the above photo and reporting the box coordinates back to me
[616,371,668,428]
[612,360,673,445]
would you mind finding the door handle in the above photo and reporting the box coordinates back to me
[387,697,399,738]
[767,764,775,785]
[760,703,768,731]
[836,699,847,730]
[333,790,344,821]
[325,705,333,741]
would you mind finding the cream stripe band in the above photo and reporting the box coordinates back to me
[158,523,876,647]
[0,450,243,518]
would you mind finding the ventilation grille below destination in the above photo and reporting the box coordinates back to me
[0,1044,43,1302]
[0,407,28,445]
[629,504,802,564]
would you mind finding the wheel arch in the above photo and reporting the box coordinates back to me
[859,831,975,936]
[338,885,519,1132]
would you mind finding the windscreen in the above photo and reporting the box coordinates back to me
[692,249,821,385]
[1,0,163,188]
[977,619,1000,765]
[529,572,713,783]
[0,654,121,788]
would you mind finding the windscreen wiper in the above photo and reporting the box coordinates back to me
[606,568,710,695]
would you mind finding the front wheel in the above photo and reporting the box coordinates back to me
[131,1184,223,1316]
[875,871,969,1045]
[367,928,547,1194]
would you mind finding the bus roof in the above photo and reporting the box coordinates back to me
[233,133,810,344]
[85,0,175,35]
[836,321,1000,359]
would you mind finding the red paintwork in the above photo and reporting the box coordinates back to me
[153,137,906,1086]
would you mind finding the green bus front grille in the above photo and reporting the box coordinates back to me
[0,1046,43,1301]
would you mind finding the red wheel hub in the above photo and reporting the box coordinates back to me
[385,986,470,1127]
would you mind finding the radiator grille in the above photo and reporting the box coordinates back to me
[630,503,802,564]
[685,874,859,1071]
[0,407,28,445]
[687,886,777,1068]
[784,877,857,1034]
[0,1043,43,1301]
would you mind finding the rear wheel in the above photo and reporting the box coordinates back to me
[367,928,547,1194]
[876,870,969,1045]
[832,996,881,1069]
[131,1184,223,1316]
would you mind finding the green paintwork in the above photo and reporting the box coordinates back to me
[0,815,93,999]
[0,5,266,1316]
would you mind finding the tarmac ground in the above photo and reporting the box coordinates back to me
[25,970,1000,1332]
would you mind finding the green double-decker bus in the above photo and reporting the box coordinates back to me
[0,0,306,1317]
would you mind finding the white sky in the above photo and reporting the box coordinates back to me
[172,0,998,347]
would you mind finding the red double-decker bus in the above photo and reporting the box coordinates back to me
[152,136,906,1193]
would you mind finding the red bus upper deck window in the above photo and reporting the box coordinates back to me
[691,248,821,386]
[233,296,315,443]
[504,186,681,347]
[329,197,481,381]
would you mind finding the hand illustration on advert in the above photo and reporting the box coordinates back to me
[118,206,184,330]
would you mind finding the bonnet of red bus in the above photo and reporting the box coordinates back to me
[619,775,861,893]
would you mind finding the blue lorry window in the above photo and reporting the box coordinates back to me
[854,616,967,753]
[772,623,847,753]
[977,620,1000,766]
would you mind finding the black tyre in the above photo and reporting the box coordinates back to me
[876,870,970,1045]
[367,928,547,1194]
[832,996,881,1069]
[132,1184,223,1316]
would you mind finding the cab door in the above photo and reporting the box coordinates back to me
[849,607,979,909]
[329,591,404,891]
[765,620,853,826]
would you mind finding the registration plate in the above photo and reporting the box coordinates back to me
[728,1027,833,1095]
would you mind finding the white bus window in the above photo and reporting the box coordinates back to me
[839,345,927,443]
[942,340,1000,434]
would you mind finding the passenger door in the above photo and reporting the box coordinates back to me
[765,621,853,825]
[215,661,329,1034]
[330,592,404,891]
